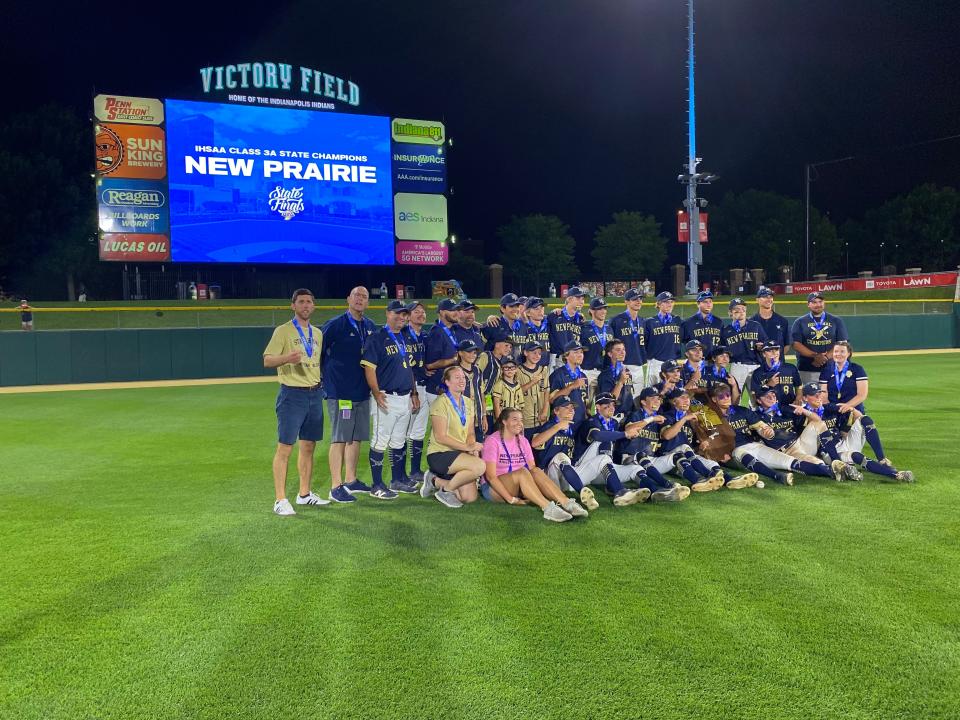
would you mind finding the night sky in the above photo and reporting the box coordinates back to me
[5,0,960,268]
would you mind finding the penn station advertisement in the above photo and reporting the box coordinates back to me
[93,63,450,265]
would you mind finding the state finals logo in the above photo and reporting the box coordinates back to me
[268,186,305,220]
[95,126,124,174]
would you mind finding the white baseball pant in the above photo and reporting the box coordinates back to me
[406,385,430,441]
[371,393,414,452]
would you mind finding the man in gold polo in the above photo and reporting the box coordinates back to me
[263,288,329,516]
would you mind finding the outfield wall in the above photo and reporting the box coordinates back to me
[0,313,956,387]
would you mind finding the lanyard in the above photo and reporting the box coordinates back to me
[499,434,528,472]
[509,318,522,333]
[600,416,616,431]
[804,402,824,418]
[628,313,641,337]
[686,360,704,373]
[440,322,458,349]
[808,312,825,332]
[386,327,407,361]
[561,307,579,323]
[768,360,780,372]
[658,313,672,324]
[346,313,369,341]
[674,410,686,423]
[701,312,714,323]
[528,320,547,333]
[592,322,607,348]
[292,319,313,357]
[566,363,584,382]
[445,390,467,426]
[714,366,727,379]
[733,320,742,332]
[406,326,421,345]
[765,403,780,416]
[613,361,624,378]
[833,361,848,393]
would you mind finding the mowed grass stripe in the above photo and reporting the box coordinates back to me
[0,354,958,719]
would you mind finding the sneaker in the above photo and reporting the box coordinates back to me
[895,470,915,483]
[408,471,424,486]
[391,480,419,494]
[579,487,600,511]
[420,470,437,498]
[563,499,589,518]
[879,458,894,467]
[675,484,692,500]
[831,459,847,482]
[844,464,863,482]
[726,472,759,490]
[329,485,357,503]
[370,484,399,500]
[613,488,649,507]
[435,489,463,508]
[691,479,715,492]
[295,491,331,506]
[543,501,574,522]
[273,498,296,516]
[651,486,683,502]
[775,472,795,486]
[344,480,372,494]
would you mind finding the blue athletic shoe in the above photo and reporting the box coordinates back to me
[329,485,357,503]
[344,480,373,494]
[370,484,398,500]
[408,472,424,485]
[390,480,419,494]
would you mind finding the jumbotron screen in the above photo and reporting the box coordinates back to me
[165,99,394,264]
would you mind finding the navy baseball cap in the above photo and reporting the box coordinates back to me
[807,291,825,301]
[638,387,660,401]
[565,286,586,298]
[386,300,410,313]
[589,297,608,310]
[624,288,642,301]
[757,385,777,397]
[709,345,730,359]
[405,300,425,312]
[696,290,714,302]
[517,296,528,305]
[552,395,574,409]
[525,296,545,309]
[457,339,480,352]
[761,341,781,352]
[562,340,583,354]
[661,360,680,373]
[499,357,518,368]
[438,298,459,311]
[685,339,704,351]
[756,286,775,298]
[729,297,746,309]
[500,293,522,307]
[489,330,515,346]
[457,299,478,311]
[655,291,674,303]
[801,382,821,396]
[664,387,688,401]
[522,340,544,352]
[594,392,616,405]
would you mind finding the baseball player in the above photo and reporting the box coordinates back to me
[424,298,462,404]
[749,341,801,407]
[681,290,723,351]
[580,297,614,402]
[680,340,710,401]
[596,339,635,414]
[361,300,421,498]
[791,291,849,385]
[402,300,430,485]
[483,293,528,356]
[610,288,647,394]
[720,298,768,400]
[817,340,867,412]
[750,286,789,362]
[703,346,742,405]
[643,291,682,386]
[19,299,34,331]
[455,338,487,439]
[548,340,589,428]
[517,341,551,438]
[523,297,551,367]
[547,286,586,367]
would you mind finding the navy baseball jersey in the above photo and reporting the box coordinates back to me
[750,360,801,405]
[597,363,634,414]
[659,409,698,453]
[361,327,416,394]
[790,312,849,372]
[321,312,377,402]
[750,311,790,361]
[403,324,429,386]
[721,405,765,446]
[681,359,710,396]
[483,316,527,352]
[644,313,682,361]
[621,409,664,458]
[549,364,588,426]
[532,418,577,468]
[819,360,867,411]
[547,308,583,354]
[755,403,800,450]
[580,320,614,371]
[681,312,724,351]
[580,414,627,457]
[524,318,551,366]
[424,320,460,393]
[610,311,647,365]
[720,320,768,364]
[454,322,485,348]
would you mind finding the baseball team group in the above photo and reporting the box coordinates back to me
[263,284,913,522]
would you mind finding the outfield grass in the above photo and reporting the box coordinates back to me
[1,354,958,719]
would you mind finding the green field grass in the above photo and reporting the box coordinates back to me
[1,353,958,719]
[0,285,955,331]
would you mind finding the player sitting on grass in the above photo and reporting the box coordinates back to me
[591,392,687,502]
[754,384,853,482]
[798,384,914,483]
[532,396,646,510]
[480,407,589,522]
[661,387,758,490]
[421,366,485,508]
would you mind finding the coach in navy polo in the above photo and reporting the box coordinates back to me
[681,290,723,351]
[790,291,849,385]
[322,286,378,502]
[610,288,647,395]
[644,291,682,386]
[425,298,462,401]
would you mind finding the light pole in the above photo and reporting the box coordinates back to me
[804,156,854,280]
[844,240,849,277]
[880,242,885,272]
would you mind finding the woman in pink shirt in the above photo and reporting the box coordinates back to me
[481,407,589,522]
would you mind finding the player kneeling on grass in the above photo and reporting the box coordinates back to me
[481,408,589,522]
[421,366,486,508]
[754,384,852,482]
[532,396,645,510]
[660,388,758,490]
[798,384,914,483]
